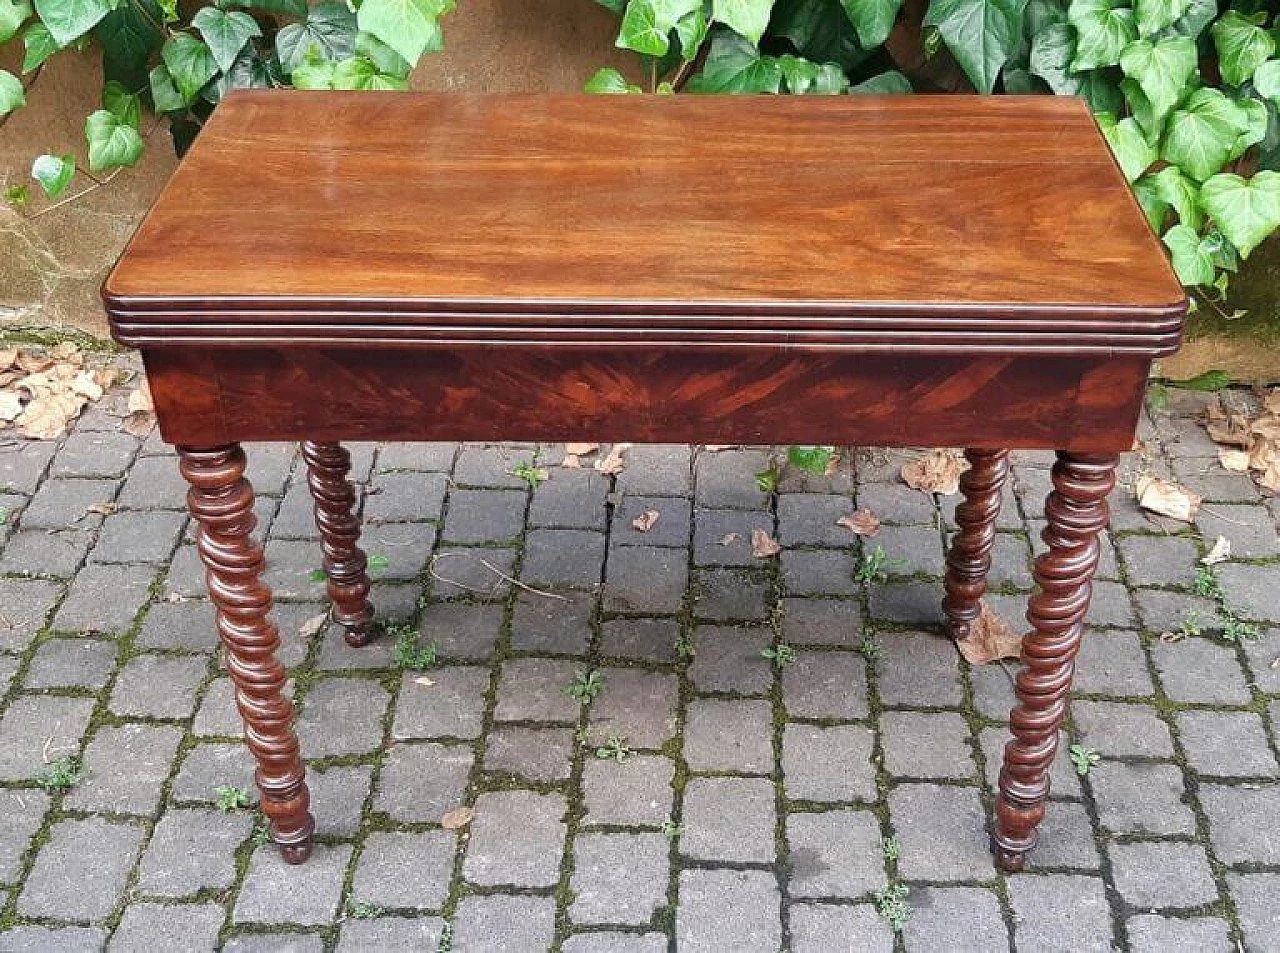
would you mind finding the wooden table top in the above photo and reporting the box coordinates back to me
[104,91,1185,354]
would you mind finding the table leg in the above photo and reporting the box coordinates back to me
[994,451,1115,872]
[302,441,374,647]
[943,448,1010,641]
[180,444,315,864]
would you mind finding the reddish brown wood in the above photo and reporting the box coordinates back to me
[943,448,1011,641]
[179,444,314,862]
[994,451,1116,872]
[302,441,373,647]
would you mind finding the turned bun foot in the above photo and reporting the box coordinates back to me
[278,839,314,865]
[342,623,374,648]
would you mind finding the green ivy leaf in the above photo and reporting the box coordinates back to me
[778,54,847,92]
[839,0,903,47]
[1029,23,1123,112]
[1200,171,1280,258]
[101,79,140,128]
[924,0,1027,94]
[711,0,775,45]
[1132,174,1169,230]
[355,0,447,66]
[0,0,31,43]
[1161,223,1215,285]
[584,66,634,92]
[21,22,60,72]
[771,0,869,70]
[1133,0,1185,38]
[290,58,335,88]
[331,55,410,89]
[161,33,219,103]
[30,152,74,198]
[1118,35,1195,117]
[1211,10,1274,88]
[148,63,185,112]
[686,28,782,91]
[32,0,110,46]
[617,0,699,56]
[673,4,708,59]
[212,44,275,98]
[228,0,307,18]
[94,1,164,91]
[1120,77,1164,139]
[1161,87,1249,181]
[595,0,626,11]
[191,6,261,73]
[788,445,835,475]
[0,69,24,117]
[1256,60,1280,107]
[849,69,913,93]
[281,0,359,73]
[1151,0,1211,40]
[355,30,411,79]
[1152,164,1203,231]
[1229,96,1268,162]
[85,107,144,171]
[1098,112,1156,181]
[1068,0,1136,72]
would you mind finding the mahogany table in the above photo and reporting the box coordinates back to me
[103,91,1185,872]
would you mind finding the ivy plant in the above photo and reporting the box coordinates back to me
[0,0,455,205]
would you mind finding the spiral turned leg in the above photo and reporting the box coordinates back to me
[943,448,1010,641]
[180,444,315,864]
[302,441,374,648]
[994,451,1116,872]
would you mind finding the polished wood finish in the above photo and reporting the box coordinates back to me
[944,449,1011,641]
[179,444,314,862]
[104,93,1186,871]
[302,441,373,647]
[994,452,1117,871]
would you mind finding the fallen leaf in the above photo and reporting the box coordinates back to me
[560,454,582,469]
[703,444,735,451]
[298,613,328,638]
[121,409,156,437]
[631,509,660,532]
[836,509,881,536]
[1264,389,1280,416]
[1201,535,1231,565]
[83,502,115,517]
[127,379,153,414]
[751,528,781,558]
[823,452,842,476]
[956,602,1022,665]
[413,676,434,687]
[1260,463,1280,495]
[1219,448,1251,472]
[0,391,22,422]
[594,443,631,475]
[49,341,80,362]
[565,442,599,456]
[901,449,966,496]
[719,532,742,546]
[0,348,17,371]
[1159,629,1184,644]
[1135,475,1201,522]
[17,392,85,439]
[440,806,474,830]
[1206,413,1251,448]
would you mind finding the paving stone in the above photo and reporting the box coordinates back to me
[876,629,963,706]
[268,481,322,539]
[164,543,206,598]
[262,539,329,602]
[0,925,108,951]
[51,431,138,478]
[463,790,567,888]
[1109,840,1217,909]
[683,697,773,773]
[1091,762,1195,835]
[53,563,154,633]
[691,508,771,566]
[1152,636,1252,703]
[91,509,186,563]
[692,567,772,622]
[374,743,472,823]
[856,481,937,523]
[521,528,606,588]
[109,653,208,719]
[1117,533,1200,588]
[0,655,16,697]
[222,934,324,952]
[509,590,594,655]
[67,723,183,815]
[1073,700,1175,758]
[688,624,772,693]
[782,549,859,596]
[779,597,864,648]
[792,903,892,953]
[783,723,876,802]
[21,477,118,528]
[452,894,556,953]
[677,869,781,952]
[882,711,974,780]
[681,776,776,863]
[18,817,144,921]
[110,901,223,952]
[589,667,679,748]
[1170,456,1262,503]
[1200,783,1280,865]
[23,635,117,689]
[429,546,517,599]
[187,679,246,740]
[1241,625,1280,692]
[1133,588,1218,635]
[581,754,674,827]
[336,918,445,952]
[135,599,217,652]
[1072,628,1155,697]
[293,676,389,756]
[135,808,252,897]
[243,442,301,496]
[1126,915,1232,953]
[1229,873,1280,953]
[362,471,447,523]
[612,496,692,548]
[309,764,373,838]
[1217,562,1280,622]
[351,830,455,910]
[392,666,488,740]
[694,449,772,509]
[604,544,688,614]
[171,742,256,803]
[873,524,946,578]
[452,445,535,488]
[890,784,995,881]
[1009,874,1111,953]
[442,488,526,544]
[493,657,581,724]
[866,580,941,624]
[561,934,667,953]
[1197,504,1280,559]
[780,453,856,495]
[528,467,608,530]
[419,601,503,661]
[0,790,49,883]
[375,441,456,472]
[787,809,884,898]
[357,521,437,580]
[234,844,352,925]
[484,725,574,783]
[777,494,856,548]
[0,527,94,577]
[571,832,669,926]
[614,444,694,496]
[0,694,95,781]
[598,617,679,664]
[782,650,868,720]
[1177,709,1279,777]
[984,531,1034,588]
[902,886,1006,953]
[0,440,56,493]
[116,454,189,509]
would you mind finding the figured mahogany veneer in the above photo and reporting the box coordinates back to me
[103,91,1185,873]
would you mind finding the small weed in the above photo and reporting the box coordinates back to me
[512,459,549,490]
[674,632,695,661]
[856,545,909,584]
[754,467,779,494]
[368,553,390,573]
[1193,565,1222,600]
[594,733,632,763]
[661,819,683,841]
[874,882,911,932]
[390,622,439,670]
[35,754,84,792]
[347,899,385,920]
[1179,610,1202,639]
[564,668,605,703]
[881,835,901,862]
[214,784,251,812]
[309,568,328,583]
[858,635,882,662]
[760,643,796,666]
[5,185,27,207]
[1221,614,1260,642]
[574,724,592,746]
[1068,744,1101,777]
[250,818,271,847]
[0,506,9,525]
[437,923,453,953]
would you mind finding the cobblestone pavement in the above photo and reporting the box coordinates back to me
[0,374,1278,952]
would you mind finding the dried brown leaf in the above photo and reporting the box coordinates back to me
[1264,389,1280,416]
[719,532,742,546]
[49,342,80,362]
[900,449,966,496]
[594,443,631,475]
[1159,629,1184,644]
[751,528,781,558]
[121,409,157,438]
[83,502,115,517]
[17,392,84,439]
[836,509,881,537]
[441,806,474,830]
[1219,448,1251,472]
[956,602,1022,665]
[1135,475,1201,522]
[631,509,660,532]
[299,613,328,638]
[703,444,735,451]
[0,391,23,422]
[1201,535,1232,565]
[560,454,582,469]
[128,379,153,414]
[0,348,17,371]
[565,442,599,456]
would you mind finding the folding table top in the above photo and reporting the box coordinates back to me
[104,91,1185,355]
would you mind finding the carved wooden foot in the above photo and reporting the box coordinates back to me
[943,448,1010,641]
[994,451,1116,872]
[180,444,315,863]
[302,441,374,647]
